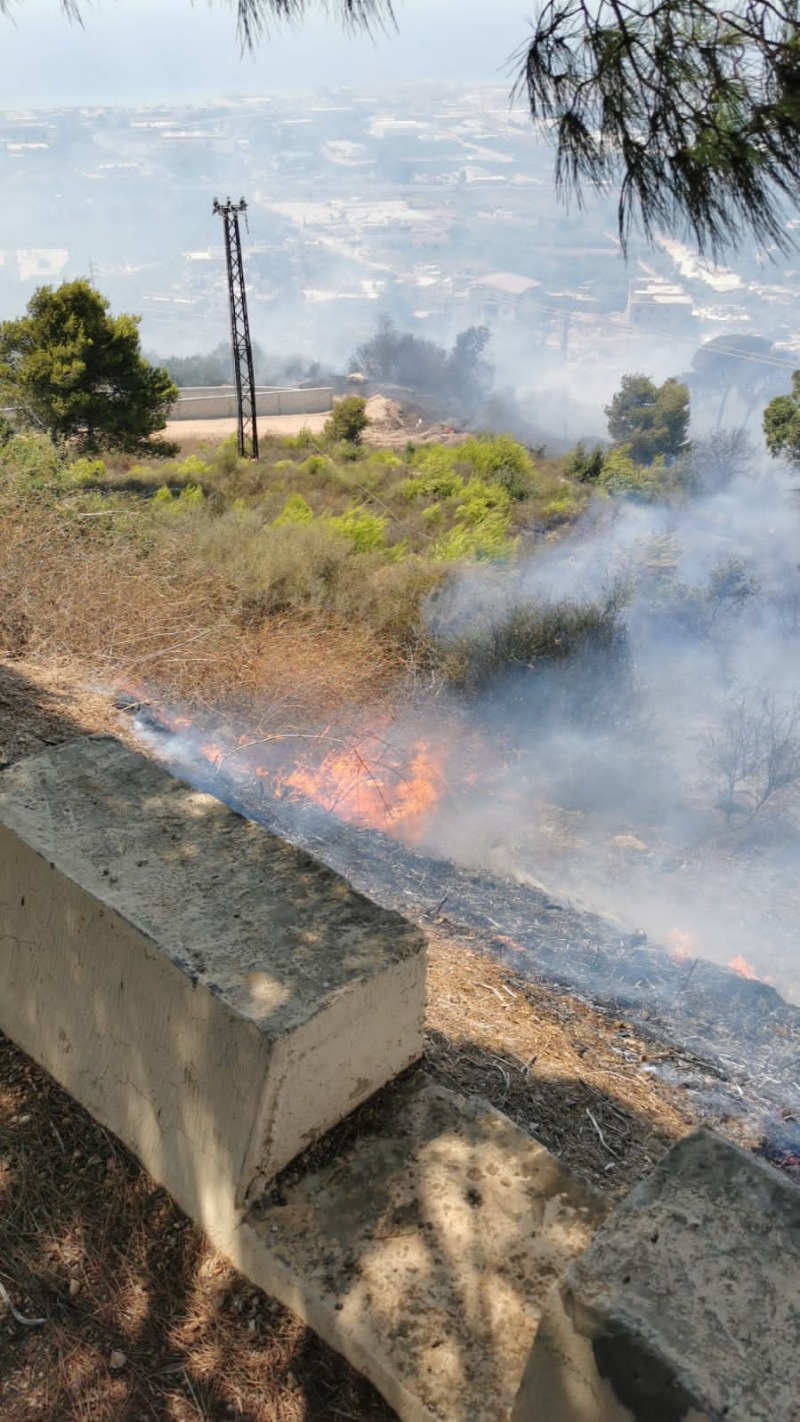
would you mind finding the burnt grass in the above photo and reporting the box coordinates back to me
[127,701,800,1180]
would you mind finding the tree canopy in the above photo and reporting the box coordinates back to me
[763,371,800,463]
[352,318,492,413]
[18,0,800,256]
[518,0,800,255]
[0,280,178,453]
[605,373,691,463]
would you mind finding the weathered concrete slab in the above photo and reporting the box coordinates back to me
[0,737,425,1238]
[234,1073,608,1422]
[512,1127,800,1422]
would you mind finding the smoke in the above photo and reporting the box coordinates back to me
[415,452,800,1002]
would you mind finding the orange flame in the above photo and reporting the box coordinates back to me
[668,928,694,962]
[199,741,226,769]
[728,954,757,980]
[276,735,447,845]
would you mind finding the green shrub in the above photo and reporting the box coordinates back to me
[281,427,316,451]
[273,493,315,526]
[329,505,387,552]
[457,433,537,500]
[543,495,581,522]
[566,441,605,483]
[0,432,67,494]
[174,455,211,482]
[323,396,369,444]
[298,454,328,477]
[433,512,515,562]
[67,456,106,486]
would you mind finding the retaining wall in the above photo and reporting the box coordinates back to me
[170,386,333,421]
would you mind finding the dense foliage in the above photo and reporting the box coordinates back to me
[351,318,492,415]
[605,374,690,465]
[764,371,800,464]
[0,281,177,454]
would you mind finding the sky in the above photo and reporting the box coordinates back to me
[0,0,536,107]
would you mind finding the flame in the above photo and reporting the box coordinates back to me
[275,733,447,845]
[198,741,226,769]
[728,954,758,980]
[668,928,694,962]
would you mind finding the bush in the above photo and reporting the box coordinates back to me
[457,433,537,500]
[329,505,388,552]
[0,432,67,497]
[444,594,626,690]
[273,493,315,527]
[323,396,369,444]
[566,442,605,483]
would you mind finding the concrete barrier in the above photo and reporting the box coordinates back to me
[511,1128,800,1422]
[0,737,425,1240]
[170,386,333,421]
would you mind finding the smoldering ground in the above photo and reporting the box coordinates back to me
[417,454,800,1001]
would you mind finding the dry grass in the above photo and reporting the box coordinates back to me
[0,509,402,720]
[0,1032,396,1422]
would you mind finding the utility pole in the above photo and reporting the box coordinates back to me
[213,196,259,459]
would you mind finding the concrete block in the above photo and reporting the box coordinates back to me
[0,738,425,1238]
[235,1073,608,1422]
[512,1128,800,1422]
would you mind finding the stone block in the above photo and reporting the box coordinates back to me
[512,1128,800,1422]
[237,1073,608,1422]
[0,737,426,1238]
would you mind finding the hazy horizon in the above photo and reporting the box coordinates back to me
[0,0,535,109]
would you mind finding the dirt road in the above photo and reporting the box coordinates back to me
[165,412,330,442]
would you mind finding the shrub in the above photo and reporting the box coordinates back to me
[329,505,388,552]
[174,455,211,482]
[432,513,514,562]
[281,427,316,451]
[458,433,537,500]
[298,454,328,477]
[444,593,626,690]
[323,396,369,444]
[543,495,581,522]
[273,493,315,526]
[566,441,605,483]
[68,456,106,486]
[0,432,67,496]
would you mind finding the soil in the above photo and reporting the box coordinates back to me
[162,394,463,450]
[0,656,754,1421]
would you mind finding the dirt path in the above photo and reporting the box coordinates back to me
[165,412,331,442]
[0,656,733,1421]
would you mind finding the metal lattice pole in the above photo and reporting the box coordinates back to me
[213,196,259,460]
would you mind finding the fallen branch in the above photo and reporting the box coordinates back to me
[585,1107,620,1158]
[0,1278,46,1327]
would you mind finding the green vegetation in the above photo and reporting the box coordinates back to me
[605,374,690,466]
[352,318,492,414]
[763,371,800,465]
[0,280,177,455]
[323,395,369,445]
[0,413,696,710]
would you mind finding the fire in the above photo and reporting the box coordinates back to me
[668,928,694,962]
[198,741,226,769]
[275,732,448,845]
[728,954,758,980]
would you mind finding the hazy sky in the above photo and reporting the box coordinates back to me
[1,0,536,107]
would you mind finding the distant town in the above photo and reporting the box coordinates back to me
[2,81,799,436]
